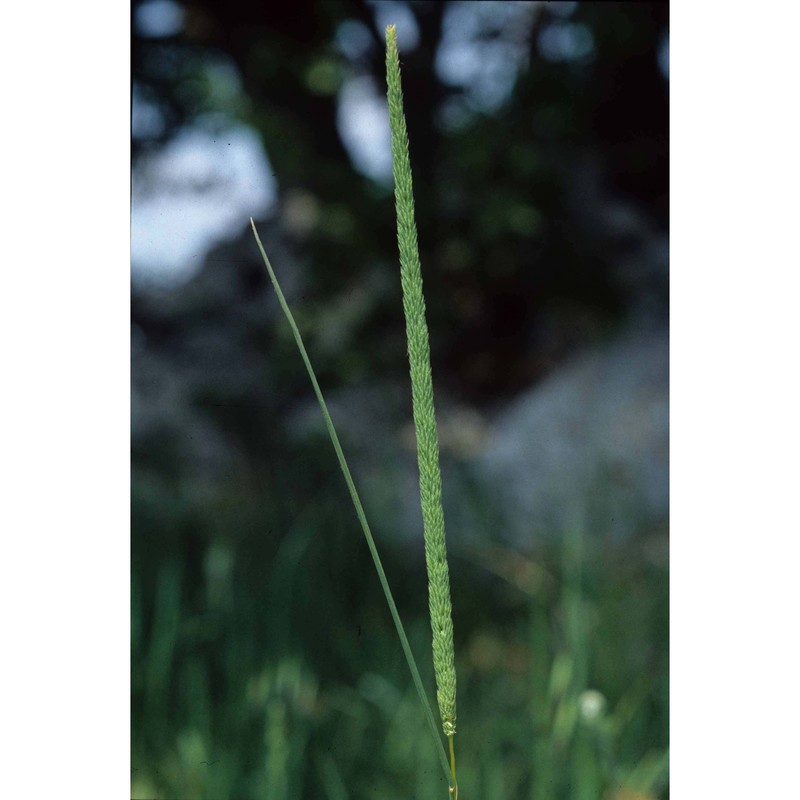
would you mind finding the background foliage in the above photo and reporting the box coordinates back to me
[131,2,669,798]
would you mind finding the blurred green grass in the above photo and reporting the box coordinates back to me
[132,435,667,800]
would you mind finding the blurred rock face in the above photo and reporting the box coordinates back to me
[475,321,668,545]
[284,320,668,550]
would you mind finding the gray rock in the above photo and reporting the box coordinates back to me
[285,320,668,551]
[474,321,668,545]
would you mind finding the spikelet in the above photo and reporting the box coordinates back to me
[385,24,457,739]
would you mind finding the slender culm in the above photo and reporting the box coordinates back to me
[385,23,458,759]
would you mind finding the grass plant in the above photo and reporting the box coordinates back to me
[131,22,668,800]
[249,23,462,798]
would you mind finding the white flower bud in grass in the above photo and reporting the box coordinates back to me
[579,689,607,721]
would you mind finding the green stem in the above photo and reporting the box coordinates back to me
[448,733,458,799]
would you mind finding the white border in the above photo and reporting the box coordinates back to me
[671,0,800,794]
[1,1,129,795]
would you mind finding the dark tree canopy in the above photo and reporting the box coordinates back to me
[133,1,668,400]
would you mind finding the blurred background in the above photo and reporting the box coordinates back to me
[131,1,668,798]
